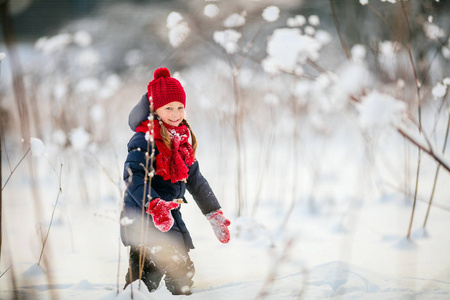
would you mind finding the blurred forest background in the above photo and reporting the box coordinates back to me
[1,0,450,298]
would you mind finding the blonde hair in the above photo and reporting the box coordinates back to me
[159,119,197,157]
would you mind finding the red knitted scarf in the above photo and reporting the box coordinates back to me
[136,119,195,183]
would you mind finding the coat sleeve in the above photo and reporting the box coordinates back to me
[128,93,151,132]
[123,150,160,209]
[186,160,221,215]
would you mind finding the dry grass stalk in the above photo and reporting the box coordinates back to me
[38,163,63,266]
[423,114,450,227]
[138,105,156,292]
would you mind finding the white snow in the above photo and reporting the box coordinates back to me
[378,40,401,79]
[333,61,372,101]
[104,74,122,92]
[75,77,101,95]
[315,30,332,45]
[287,15,308,28]
[443,46,450,59]
[379,40,399,58]
[351,44,366,62]
[204,4,219,19]
[223,12,246,28]
[3,178,450,299]
[168,22,190,48]
[69,127,90,150]
[357,90,407,129]
[166,12,184,29]
[167,12,190,47]
[262,28,322,74]
[76,49,100,68]
[145,131,152,141]
[120,217,134,226]
[124,49,143,67]
[90,104,105,122]
[262,6,280,23]
[52,130,67,146]
[432,82,447,99]
[264,93,280,105]
[287,17,299,27]
[304,25,315,36]
[423,22,446,41]
[53,82,68,101]
[35,33,72,54]
[30,137,45,157]
[213,29,242,54]
[73,30,92,47]
[308,15,320,26]
[296,15,307,26]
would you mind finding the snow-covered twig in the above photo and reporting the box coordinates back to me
[137,102,156,290]
[236,25,264,71]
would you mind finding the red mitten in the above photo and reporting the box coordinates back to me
[206,210,231,244]
[146,198,180,232]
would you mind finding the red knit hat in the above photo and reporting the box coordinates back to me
[147,68,186,111]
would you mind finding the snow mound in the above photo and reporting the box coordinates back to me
[308,261,388,295]
[23,264,46,278]
[232,216,273,247]
[100,281,153,300]
[72,279,95,290]
[305,261,450,299]
[100,290,150,300]
[19,264,49,287]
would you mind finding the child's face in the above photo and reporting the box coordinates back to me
[155,101,185,127]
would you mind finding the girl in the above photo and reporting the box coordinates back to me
[120,67,231,295]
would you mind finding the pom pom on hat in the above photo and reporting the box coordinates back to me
[154,67,171,79]
[147,67,186,111]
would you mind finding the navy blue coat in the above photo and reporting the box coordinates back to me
[121,107,221,250]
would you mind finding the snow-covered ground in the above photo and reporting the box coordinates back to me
[2,186,450,300]
[2,115,450,300]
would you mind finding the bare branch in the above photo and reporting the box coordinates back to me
[367,3,394,32]
[0,265,11,279]
[2,147,31,191]
[329,0,351,60]
[396,126,450,173]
